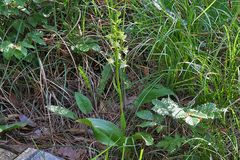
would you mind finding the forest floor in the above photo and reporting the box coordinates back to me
[0,0,240,159]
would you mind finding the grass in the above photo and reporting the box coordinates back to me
[131,0,239,105]
[0,0,240,159]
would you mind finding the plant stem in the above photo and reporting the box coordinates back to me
[115,51,126,132]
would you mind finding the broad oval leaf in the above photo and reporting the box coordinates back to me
[92,127,117,146]
[77,118,124,146]
[134,85,175,107]
[132,132,154,146]
[136,110,154,120]
[46,105,77,120]
[74,92,93,114]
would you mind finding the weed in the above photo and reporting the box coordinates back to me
[0,0,240,159]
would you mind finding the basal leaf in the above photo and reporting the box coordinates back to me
[78,118,124,146]
[92,127,116,146]
[74,92,93,114]
[46,105,77,120]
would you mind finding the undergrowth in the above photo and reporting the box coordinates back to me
[0,0,240,159]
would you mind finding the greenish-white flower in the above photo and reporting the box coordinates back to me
[123,47,129,55]
[107,58,114,64]
[120,60,128,68]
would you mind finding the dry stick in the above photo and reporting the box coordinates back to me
[39,30,79,145]
[38,58,56,146]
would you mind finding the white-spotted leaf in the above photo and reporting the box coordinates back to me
[46,105,77,120]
